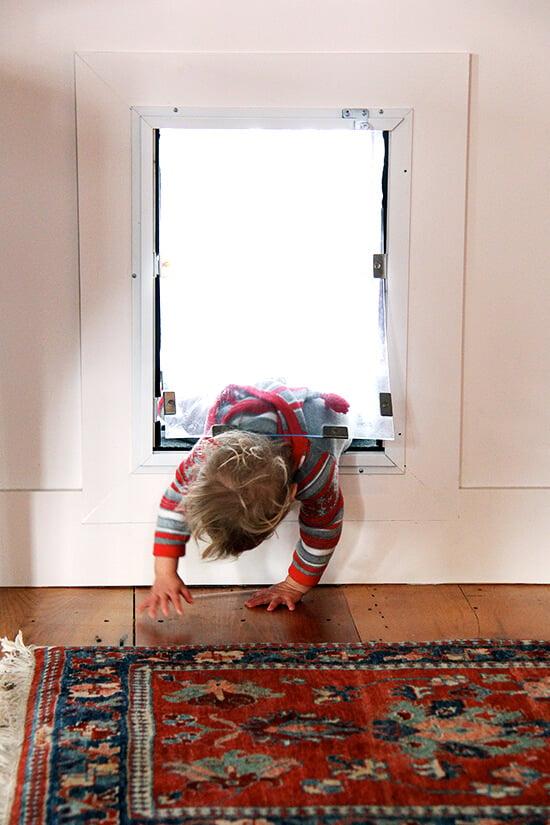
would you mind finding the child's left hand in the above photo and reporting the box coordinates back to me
[244,578,310,612]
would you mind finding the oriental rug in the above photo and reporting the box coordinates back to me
[1,638,550,824]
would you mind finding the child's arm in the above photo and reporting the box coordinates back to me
[138,556,194,619]
[289,457,344,587]
[141,440,214,618]
[245,455,343,611]
[244,575,311,612]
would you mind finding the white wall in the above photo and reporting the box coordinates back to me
[1,0,549,587]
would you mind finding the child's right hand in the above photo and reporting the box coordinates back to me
[138,560,194,619]
[138,574,194,618]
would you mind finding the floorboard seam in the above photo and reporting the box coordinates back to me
[457,584,481,637]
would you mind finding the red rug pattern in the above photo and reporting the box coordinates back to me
[9,641,550,824]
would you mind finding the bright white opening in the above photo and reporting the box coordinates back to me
[157,126,392,442]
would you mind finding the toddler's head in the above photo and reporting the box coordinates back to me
[182,431,295,559]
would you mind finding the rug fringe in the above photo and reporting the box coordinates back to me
[0,632,36,825]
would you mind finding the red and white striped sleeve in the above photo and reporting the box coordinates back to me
[153,439,212,558]
[289,451,344,587]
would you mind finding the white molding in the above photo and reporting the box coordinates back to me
[75,51,469,524]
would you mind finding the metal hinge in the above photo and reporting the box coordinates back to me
[322,425,349,439]
[162,391,177,415]
[373,253,387,279]
[342,108,370,130]
[379,392,393,417]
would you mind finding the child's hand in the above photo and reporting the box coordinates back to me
[244,578,310,612]
[138,571,194,619]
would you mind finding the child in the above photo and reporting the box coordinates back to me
[139,381,350,618]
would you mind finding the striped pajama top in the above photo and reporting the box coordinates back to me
[153,382,350,587]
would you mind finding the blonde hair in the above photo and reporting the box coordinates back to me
[181,431,295,559]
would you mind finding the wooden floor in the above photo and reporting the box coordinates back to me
[1,584,549,647]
